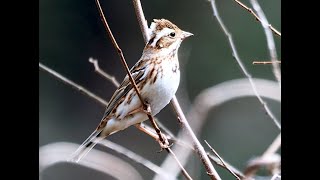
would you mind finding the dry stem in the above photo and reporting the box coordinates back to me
[39,62,108,106]
[234,0,281,37]
[204,140,240,180]
[94,0,166,145]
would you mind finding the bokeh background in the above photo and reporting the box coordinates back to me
[39,0,281,179]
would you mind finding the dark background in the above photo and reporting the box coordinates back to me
[39,0,281,179]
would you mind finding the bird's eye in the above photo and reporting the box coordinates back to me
[169,32,176,37]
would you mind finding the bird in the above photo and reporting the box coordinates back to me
[69,19,193,162]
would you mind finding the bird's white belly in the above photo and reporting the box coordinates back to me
[143,61,180,115]
[103,60,180,135]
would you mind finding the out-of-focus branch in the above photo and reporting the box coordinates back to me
[249,0,281,87]
[244,133,281,177]
[209,0,281,130]
[39,142,143,180]
[159,78,280,179]
[233,0,281,37]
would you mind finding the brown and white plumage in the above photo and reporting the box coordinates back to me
[69,19,193,162]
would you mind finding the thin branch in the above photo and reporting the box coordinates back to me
[132,1,221,179]
[233,0,281,37]
[88,57,120,87]
[207,154,246,179]
[209,0,281,130]
[249,0,281,87]
[253,61,281,65]
[204,140,240,180]
[167,148,193,180]
[94,0,167,145]
[132,0,150,42]
[170,97,221,180]
[39,62,108,106]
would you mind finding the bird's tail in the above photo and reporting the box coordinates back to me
[68,128,104,163]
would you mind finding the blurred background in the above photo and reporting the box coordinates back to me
[39,0,281,179]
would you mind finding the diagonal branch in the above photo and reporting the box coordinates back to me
[204,140,240,180]
[94,0,166,145]
[95,0,192,179]
[233,0,281,37]
[39,62,108,106]
[209,0,281,130]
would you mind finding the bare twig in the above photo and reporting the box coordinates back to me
[167,148,193,180]
[39,62,108,106]
[249,0,281,87]
[209,0,281,130]
[233,0,281,37]
[171,97,221,180]
[253,61,281,65]
[132,0,150,42]
[88,57,120,87]
[132,1,221,179]
[207,154,246,179]
[94,0,167,145]
[204,140,240,180]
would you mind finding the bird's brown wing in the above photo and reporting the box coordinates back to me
[101,62,147,120]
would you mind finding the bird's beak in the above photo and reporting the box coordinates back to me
[181,31,193,40]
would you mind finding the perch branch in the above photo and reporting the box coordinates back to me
[209,0,281,130]
[132,1,221,179]
[94,0,167,145]
[95,0,192,179]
